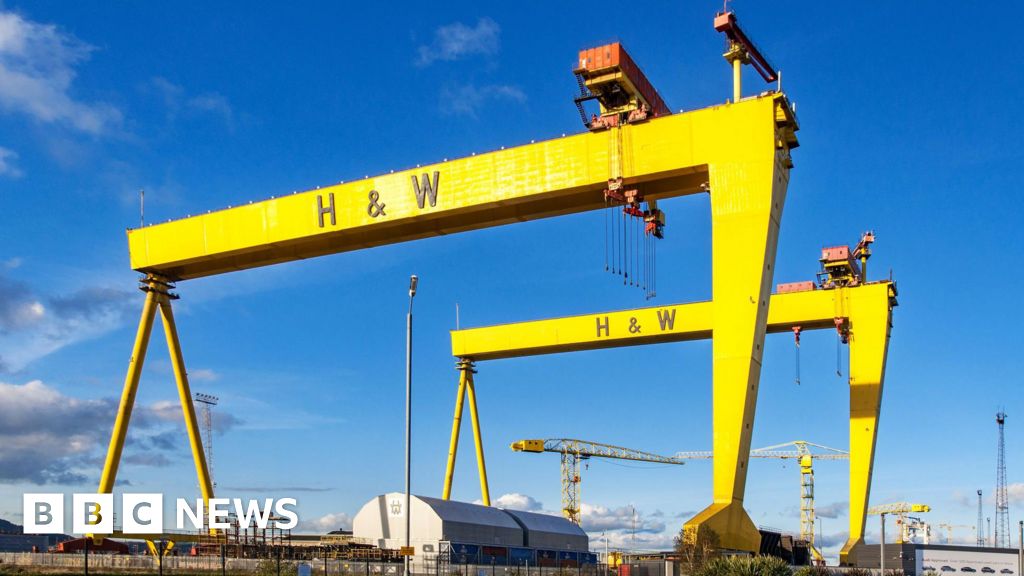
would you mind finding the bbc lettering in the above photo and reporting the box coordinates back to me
[23,494,298,535]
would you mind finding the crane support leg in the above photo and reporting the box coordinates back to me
[96,275,215,533]
[465,369,491,506]
[839,287,894,564]
[97,286,159,494]
[157,298,214,507]
[682,130,790,553]
[441,365,469,500]
[442,360,489,505]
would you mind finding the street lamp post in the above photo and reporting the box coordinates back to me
[1017,521,1022,576]
[880,513,886,576]
[405,275,417,576]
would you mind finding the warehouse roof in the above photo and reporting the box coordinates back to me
[416,495,522,529]
[502,509,586,537]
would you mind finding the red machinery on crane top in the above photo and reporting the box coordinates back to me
[574,42,671,128]
[714,11,778,83]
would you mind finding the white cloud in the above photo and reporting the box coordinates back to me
[190,368,219,382]
[0,10,121,134]
[580,502,666,534]
[0,272,135,371]
[0,146,21,177]
[481,493,545,512]
[2,257,21,269]
[147,76,232,127]
[188,93,232,123]
[484,493,678,551]
[417,18,500,65]
[1006,483,1024,504]
[298,512,352,534]
[0,380,208,484]
[789,500,846,520]
[441,83,525,118]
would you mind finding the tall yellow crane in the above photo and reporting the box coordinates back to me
[510,439,685,525]
[676,441,849,549]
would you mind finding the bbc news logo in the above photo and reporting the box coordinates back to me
[23,494,299,535]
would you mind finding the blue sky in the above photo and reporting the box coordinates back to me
[1,0,1023,561]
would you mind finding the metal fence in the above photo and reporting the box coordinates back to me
[0,553,608,576]
[414,558,607,576]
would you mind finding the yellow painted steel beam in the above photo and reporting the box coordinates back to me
[840,284,896,564]
[126,94,796,281]
[450,281,896,555]
[157,300,215,506]
[441,367,469,501]
[97,289,159,494]
[465,371,491,506]
[450,285,879,360]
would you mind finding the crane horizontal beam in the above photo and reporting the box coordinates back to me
[675,452,848,460]
[748,452,848,460]
[515,439,848,462]
[126,94,797,281]
[451,281,894,360]
[868,503,931,515]
[511,438,685,465]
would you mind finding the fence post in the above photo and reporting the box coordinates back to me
[278,547,282,576]
[83,538,89,576]
[221,544,226,576]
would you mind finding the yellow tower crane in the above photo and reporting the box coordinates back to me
[676,441,848,553]
[937,523,976,545]
[510,439,685,525]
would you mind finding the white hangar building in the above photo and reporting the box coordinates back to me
[353,493,591,566]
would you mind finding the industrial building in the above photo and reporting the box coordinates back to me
[854,543,1022,576]
[353,494,594,566]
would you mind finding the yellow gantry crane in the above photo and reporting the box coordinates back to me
[676,441,849,549]
[510,438,686,524]
[454,235,895,562]
[93,12,891,564]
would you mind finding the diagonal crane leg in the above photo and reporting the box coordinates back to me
[96,275,214,533]
[157,295,215,507]
[840,285,895,564]
[442,360,490,505]
[683,128,791,553]
[97,284,159,495]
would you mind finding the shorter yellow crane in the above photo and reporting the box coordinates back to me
[868,503,931,574]
[509,439,684,525]
[938,523,977,545]
[676,440,848,552]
